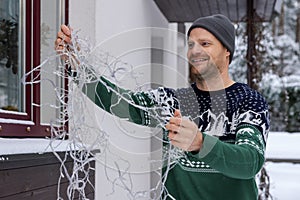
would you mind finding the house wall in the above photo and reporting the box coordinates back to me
[69,0,188,199]
[0,151,95,200]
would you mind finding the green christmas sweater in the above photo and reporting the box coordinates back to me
[95,76,270,200]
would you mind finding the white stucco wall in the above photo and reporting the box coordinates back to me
[68,1,188,199]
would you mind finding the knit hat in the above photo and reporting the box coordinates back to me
[187,14,235,63]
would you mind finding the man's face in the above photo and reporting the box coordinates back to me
[187,28,230,80]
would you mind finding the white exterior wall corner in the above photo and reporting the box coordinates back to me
[68,0,183,199]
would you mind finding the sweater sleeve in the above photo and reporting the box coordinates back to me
[190,91,270,179]
[94,76,178,126]
[192,124,266,179]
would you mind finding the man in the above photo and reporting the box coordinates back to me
[56,14,270,200]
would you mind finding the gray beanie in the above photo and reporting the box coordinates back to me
[187,14,235,63]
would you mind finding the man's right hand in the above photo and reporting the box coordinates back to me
[55,25,80,69]
[55,25,72,52]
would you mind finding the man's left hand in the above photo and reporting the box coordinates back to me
[165,109,203,152]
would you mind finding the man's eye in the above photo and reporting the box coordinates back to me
[201,42,210,46]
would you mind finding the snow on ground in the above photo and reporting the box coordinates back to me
[266,132,300,160]
[265,132,300,200]
[265,162,300,200]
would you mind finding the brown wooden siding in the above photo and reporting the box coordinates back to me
[0,152,95,200]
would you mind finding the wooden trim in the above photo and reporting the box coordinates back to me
[0,152,70,170]
[0,124,50,137]
[25,0,32,120]
[65,0,69,25]
[32,0,41,124]
[64,0,70,134]
[0,152,95,199]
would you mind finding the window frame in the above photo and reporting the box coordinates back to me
[0,0,69,137]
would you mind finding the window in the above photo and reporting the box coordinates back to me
[0,0,22,113]
[0,0,69,137]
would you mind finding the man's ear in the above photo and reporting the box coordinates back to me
[226,49,230,56]
[225,49,231,61]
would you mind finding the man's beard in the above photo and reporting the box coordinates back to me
[189,61,220,83]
